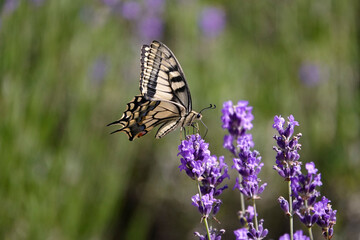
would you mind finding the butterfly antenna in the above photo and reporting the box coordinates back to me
[199,104,216,114]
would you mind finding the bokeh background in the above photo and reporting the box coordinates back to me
[0,0,359,239]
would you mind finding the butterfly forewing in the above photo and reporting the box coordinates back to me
[108,95,182,141]
[140,41,192,111]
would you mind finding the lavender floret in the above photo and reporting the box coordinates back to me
[247,219,268,240]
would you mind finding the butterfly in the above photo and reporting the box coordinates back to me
[108,40,213,141]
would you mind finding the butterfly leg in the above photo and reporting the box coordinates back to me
[180,127,186,140]
[191,122,200,135]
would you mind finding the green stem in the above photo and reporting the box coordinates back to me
[252,198,259,231]
[239,174,245,213]
[308,227,314,240]
[288,181,294,240]
[197,183,211,240]
[304,200,314,240]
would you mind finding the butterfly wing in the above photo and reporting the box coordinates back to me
[107,95,183,141]
[155,119,181,139]
[140,40,192,112]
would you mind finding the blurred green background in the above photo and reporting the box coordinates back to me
[0,0,359,239]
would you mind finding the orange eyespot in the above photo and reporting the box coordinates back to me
[137,131,147,138]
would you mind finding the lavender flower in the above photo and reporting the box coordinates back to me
[292,162,322,208]
[178,134,228,239]
[278,196,290,215]
[222,100,267,240]
[233,150,267,199]
[178,134,211,180]
[234,228,248,240]
[299,63,321,86]
[222,100,253,138]
[290,162,323,228]
[273,115,337,238]
[247,219,268,240]
[199,6,226,38]
[178,134,229,196]
[192,191,221,217]
[1,0,19,15]
[138,16,163,42]
[195,228,225,240]
[222,100,254,158]
[237,205,255,227]
[222,101,266,199]
[121,1,140,20]
[101,0,165,41]
[314,196,337,239]
[279,230,310,240]
[272,115,302,180]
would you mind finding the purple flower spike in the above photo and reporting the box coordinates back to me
[273,115,338,237]
[2,0,19,15]
[291,162,322,201]
[121,1,140,20]
[289,161,325,228]
[199,6,226,38]
[138,16,163,42]
[299,62,321,86]
[272,115,302,180]
[178,134,211,180]
[179,134,228,225]
[222,100,253,137]
[233,150,267,199]
[222,100,266,199]
[179,134,229,198]
[222,100,268,239]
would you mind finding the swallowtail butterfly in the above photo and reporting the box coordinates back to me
[108,40,205,141]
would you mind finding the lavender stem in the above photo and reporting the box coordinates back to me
[288,181,294,240]
[239,174,245,213]
[252,198,259,231]
[308,227,314,240]
[197,182,211,240]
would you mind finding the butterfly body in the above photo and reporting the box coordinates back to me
[108,41,201,141]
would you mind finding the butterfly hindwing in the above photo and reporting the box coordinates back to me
[155,119,181,139]
[140,40,192,111]
[108,95,182,141]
